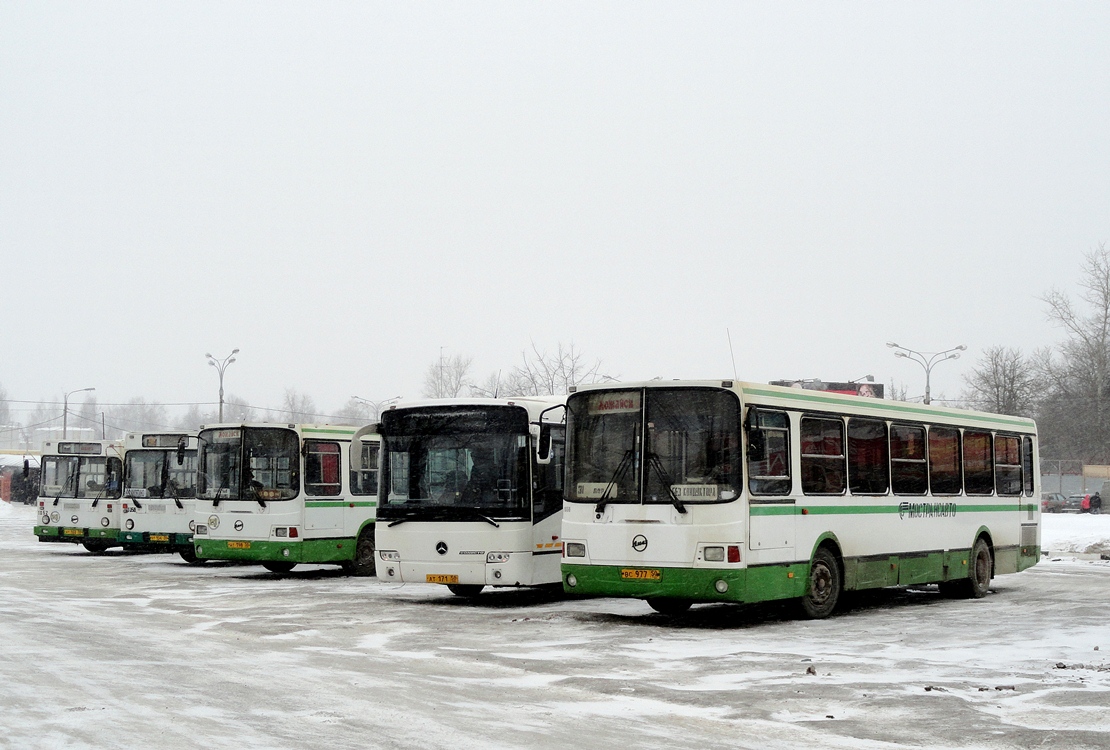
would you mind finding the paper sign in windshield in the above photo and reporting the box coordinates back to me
[577,482,618,499]
[587,392,640,416]
[670,485,718,501]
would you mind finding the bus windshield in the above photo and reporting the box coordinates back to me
[567,388,741,504]
[125,450,198,499]
[197,428,299,501]
[380,406,530,521]
[39,456,119,499]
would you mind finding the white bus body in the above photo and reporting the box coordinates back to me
[375,397,566,596]
[191,424,380,574]
[118,432,200,562]
[561,380,1040,617]
[34,439,126,553]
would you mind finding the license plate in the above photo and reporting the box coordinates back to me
[426,574,459,584]
[63,528,84,537]
[227,541,251,549]
[620,568,662,581]
[149,534,170,542]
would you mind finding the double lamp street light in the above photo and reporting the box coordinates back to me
[62,387,95,440]
[886,342,966,405]
[207,349,239,422]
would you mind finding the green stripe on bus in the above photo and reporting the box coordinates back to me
[304,501,377,508]
[739,386,1036,430]
[750,503,1032,516]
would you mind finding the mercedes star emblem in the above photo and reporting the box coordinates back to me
[436,541,448,555]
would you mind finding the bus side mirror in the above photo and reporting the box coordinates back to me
[23,459,29,478]
[176,438,186,466]
[532,424,552,465]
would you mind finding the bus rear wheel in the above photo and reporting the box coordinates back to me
[447,584,484,597]
[943,537,992,599]
[82,540,110,554]
[179,547,203,564]
[346,527,376,577]
[799,546,841,619]
[647,598,693,615]
[263,561,296,574]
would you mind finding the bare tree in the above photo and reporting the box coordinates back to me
[886,379,909,402]
[502,341,611,396]
[960,346,1037,416]
[1038,242,1110,462]
[222,395,257,423]
[281,389,318,423]
[422,353,473,398]
[0,383,10,426]
[106,398,171,437]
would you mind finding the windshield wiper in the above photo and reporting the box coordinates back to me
[468,511,500,528]
[595,449,633,514]
[647,452,687,514]
[127,492,144,510]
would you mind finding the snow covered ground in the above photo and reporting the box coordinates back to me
[2,500,1109,749]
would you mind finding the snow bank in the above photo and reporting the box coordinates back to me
[1040,512,1110,555]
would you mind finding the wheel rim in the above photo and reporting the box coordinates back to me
[974,546,991,589]
[810,562,833,605]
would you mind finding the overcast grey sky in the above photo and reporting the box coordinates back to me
[2,2,1108,421]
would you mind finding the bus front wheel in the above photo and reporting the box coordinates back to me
[82,540,110,554]
[263,561,296,574]
[799,546,841,619]
[447,584,484,597]
[647,598,693,615]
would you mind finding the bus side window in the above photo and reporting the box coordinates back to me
[747,409,790,495]
[928,426,961,495]
[800,416,845,495]
[351,443,379,496]
[890,424,927,495]
[964,431,994,495]
[534,428,565,521]
[1021,436,1035,496]
[995,435,1022,496]
[305,441,342,496]
[847,418,888,495]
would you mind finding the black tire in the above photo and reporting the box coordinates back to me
[262,561,296,574]
[647,598,693,615]
[82,540,110,554]
[179,547,203,565]
[447,584,484,597]
[348,526,376,577]
[965,537,993,598]
[799,546,841,619]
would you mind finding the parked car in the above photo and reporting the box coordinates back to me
[1041,492,1067,513]
[1064,494,1088,513]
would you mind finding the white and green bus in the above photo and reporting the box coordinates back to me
[375,397,566,596]
[560,380,1040,617]
[34,439,126,553]
[191,423,380,574]
[119,432,200,562]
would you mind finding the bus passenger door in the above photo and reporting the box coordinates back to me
[532,427,565,584]
[304,441,343,532]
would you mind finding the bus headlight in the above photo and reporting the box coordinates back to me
[379,550,400,561]
[101,517,110,527]
[703,546,725,562]
[208,515,220,530]
[195,524,208,535]
[42,515,50,525]
[486,552,511,563]
[566,574,578,588]
[565,543,586,558]
[125,519,134,530]
[188,520,196,532]
[715,579,729,593]
[50,512,60,522]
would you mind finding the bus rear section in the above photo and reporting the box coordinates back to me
[34,439,125,553]
[560,381,1040,617]
[191,424,379,574]
[375,397,566,596]
[119,432,200,562]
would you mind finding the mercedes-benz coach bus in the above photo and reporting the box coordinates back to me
[119,432,200,562]
[34,439,126,553]
[375,397,566,596]
[560,380,1039,617]
[192,423,380,574]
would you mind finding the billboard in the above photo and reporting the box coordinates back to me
[769,379,884,398]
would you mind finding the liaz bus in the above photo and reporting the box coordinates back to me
[560,380,1040,618]
[375,397,566,596]
[191,423,380,574]
[119,432,200,562]
[33,439,126,553]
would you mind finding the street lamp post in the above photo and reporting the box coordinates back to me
[206,349,239,422]
[63,387,95,439]
[886,342,966,405]
[351,395,402,423]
